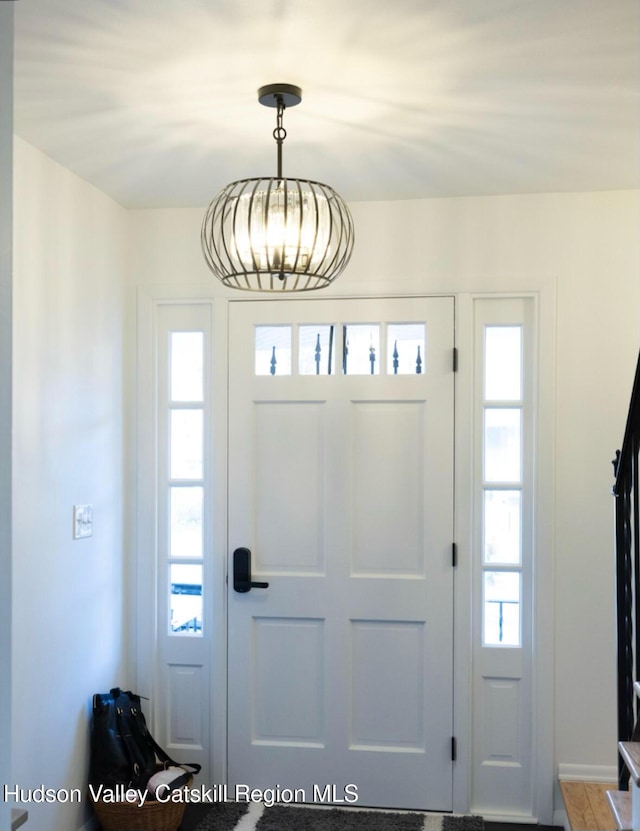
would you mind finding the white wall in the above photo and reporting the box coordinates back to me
[127,188,640,783]
[12,137,129,831]
[0,6,13,831]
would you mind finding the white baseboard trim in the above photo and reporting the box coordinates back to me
[478,814,537,824]
[558,763,618,783]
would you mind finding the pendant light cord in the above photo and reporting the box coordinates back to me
[273,96,287,180]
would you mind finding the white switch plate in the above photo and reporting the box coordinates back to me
[73,504,93,539]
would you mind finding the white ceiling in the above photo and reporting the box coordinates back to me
[13,0,640,209]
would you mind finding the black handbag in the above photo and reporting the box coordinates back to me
[89,687,201,790]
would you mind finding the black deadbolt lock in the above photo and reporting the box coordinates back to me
[233,547,269,593]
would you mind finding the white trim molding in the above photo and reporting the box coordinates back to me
[558,763,618,782]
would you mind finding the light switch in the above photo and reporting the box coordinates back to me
[73,504,93,539]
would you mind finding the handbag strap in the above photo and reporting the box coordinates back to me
[127,702,202,775]
[140,720,202,775]
[114,706,152,787]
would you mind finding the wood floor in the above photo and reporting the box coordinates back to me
[559,781,617,831]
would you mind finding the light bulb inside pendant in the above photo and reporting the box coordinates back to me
[234,181,330,278]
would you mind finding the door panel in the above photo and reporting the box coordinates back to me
[228,297,454,810]
[254,401,325,572]
[352,401,425,575]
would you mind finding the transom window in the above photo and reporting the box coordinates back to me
[254,322,427,376]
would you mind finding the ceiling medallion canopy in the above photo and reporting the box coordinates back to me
[201,83,355,292]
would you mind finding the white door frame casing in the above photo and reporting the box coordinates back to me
[135,289,229,786]
[454,289,555,823]
[134,281,555,823]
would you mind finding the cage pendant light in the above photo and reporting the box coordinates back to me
[201,84,355,292]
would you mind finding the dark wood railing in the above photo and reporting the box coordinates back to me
[613,351,640,788]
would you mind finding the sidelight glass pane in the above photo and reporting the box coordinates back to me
[484,326,522,401]
[171,332,203,402]
[170,487,203,558]
[299,325,336,375]
[170,410,203,479]
[255,326,292,375]
[484,408,521,483]
[342,324,380,375]
[483,490,521,564]
[387,323,426,375]
[170,564,202,635]
[483,571,520,646]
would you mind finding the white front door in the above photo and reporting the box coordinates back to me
[227,297,455,810]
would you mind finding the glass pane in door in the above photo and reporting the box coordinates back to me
[387,323,426,375]
[170,563,203,635]
[484,409,521,483]
[170,486,203,558]
[171,332,204,401]
[170,410,203,479]
[342,324,380,375]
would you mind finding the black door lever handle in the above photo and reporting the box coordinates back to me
[233,547,269,593]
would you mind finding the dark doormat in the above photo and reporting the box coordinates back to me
[189,802,485,831]
[192,800,250,831]
[433,817,484,831]
[256,806,423,831]
[256,805,484,831]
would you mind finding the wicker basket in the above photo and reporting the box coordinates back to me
[90,778,193,831]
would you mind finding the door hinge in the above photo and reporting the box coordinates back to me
[452,542,457,568]
[451,736,457,762]
[453,347,458,372]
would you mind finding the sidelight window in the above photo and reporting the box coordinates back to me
[478,317,530,648]
[166,329,205,636]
